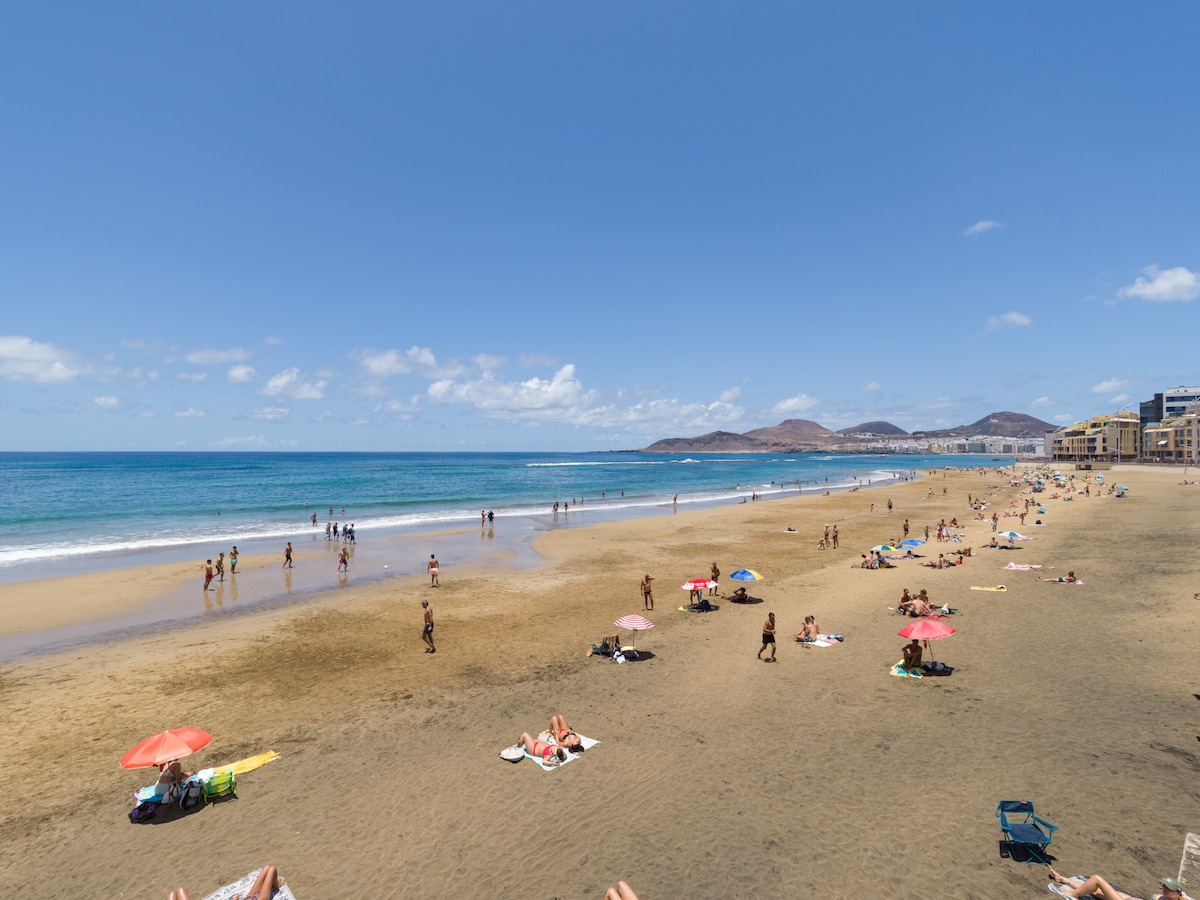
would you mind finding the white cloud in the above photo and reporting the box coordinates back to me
[917,397,956,410]
[352,346,446,378]
[375,399,418,417]
[213,435,269,448]
[718,387,742,403]
[518,353,556,368]
[185,347,250,366]
[772,394,818,415]
[1117,265,1200,302]
[963,220,1002,237]
[261,368,326,400]
[173,407,206,418]
[861,381,882,393]
[428,364,593,417]
[473,353,506,372]
[263,336,284,345]
[986,311,1032,331]
[94,395,119,408]
[1030,396,1053,408]
[1090,378,1129,394]
[227,365,256,383]
[1053,413,1073,422]
[1110,392,1131,404]
[250,406,290,422]
[0,335,90,383]
[178,371,208,383]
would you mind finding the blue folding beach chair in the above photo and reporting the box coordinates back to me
[997,799,1059,863]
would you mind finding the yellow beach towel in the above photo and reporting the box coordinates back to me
[970,585,1007,592]
[212,750,280,777]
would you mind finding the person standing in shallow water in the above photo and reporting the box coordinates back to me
[282,542,293,569]
[230,546,238,574]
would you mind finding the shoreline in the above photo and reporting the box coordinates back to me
[3,464,1195,897]
[0,468,934,661]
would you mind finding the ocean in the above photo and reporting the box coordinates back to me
[0,450,1007,582]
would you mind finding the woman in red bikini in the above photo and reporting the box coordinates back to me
[548,714,582,751]
[517,732,568,766]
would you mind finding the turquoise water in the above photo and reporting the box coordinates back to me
[0,451,1006,580]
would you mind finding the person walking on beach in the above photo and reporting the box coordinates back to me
[757,612,776,662]
[428,554,440,587]
[325,522,331,541]
[337,548,349,573]
[903,519,910,539]
[709,562,720,596]
[203,560,214,591]
[230,546,238,574]
[421,599,436,653]
[282,542,293,569]
[215,552,225,583]
[641,574,655,610]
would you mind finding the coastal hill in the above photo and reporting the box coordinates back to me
[910,411,1054,439]
[637,410,1053,452]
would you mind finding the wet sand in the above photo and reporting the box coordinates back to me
[0,465,1197,898]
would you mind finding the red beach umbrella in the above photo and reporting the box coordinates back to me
[681,578,718,591]
[897,619,955,663]
[120,728,213,769]
[897,620,956,641]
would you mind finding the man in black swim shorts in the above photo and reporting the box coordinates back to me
[757,612,776,662]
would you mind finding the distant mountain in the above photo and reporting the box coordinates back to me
[634,410,1052,452]
[911,411,1054,439]
[640,431,768,453]
[743,419,833,443]
[836,420,908,436]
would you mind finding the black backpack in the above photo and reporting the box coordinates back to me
[180,779,204,810]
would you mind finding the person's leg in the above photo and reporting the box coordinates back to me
[757,641,765,659]
[168,889,190,900]
[550,715,569,737]
[769,639,776,660]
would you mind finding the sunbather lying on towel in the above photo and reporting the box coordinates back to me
[722,586,749,602]
[1048,865,1188,899]
[547,714,582,751]
[1038,571,1077,583]
[518,732,568,767]
[166,864,286,900]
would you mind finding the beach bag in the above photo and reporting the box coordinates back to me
[129,801,156,823]
[180,779,204,810]
[612,649,626,664]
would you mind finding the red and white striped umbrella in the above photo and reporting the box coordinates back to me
[681,578,718,591]
[613,614,654,653]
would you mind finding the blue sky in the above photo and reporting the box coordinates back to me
[2,2,1198,451]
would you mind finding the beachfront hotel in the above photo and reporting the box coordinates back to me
[1049,413,1141,463]
[1141,411,1200,464]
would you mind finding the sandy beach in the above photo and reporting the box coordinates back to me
[1,465,1197,898]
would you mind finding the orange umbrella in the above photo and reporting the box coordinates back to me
[120,728,213,769]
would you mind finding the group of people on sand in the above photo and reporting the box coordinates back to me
[897,588,940,617]
[516,714,583,768]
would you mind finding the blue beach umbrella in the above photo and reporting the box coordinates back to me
[899,539,925,548]
[729,569,763,582]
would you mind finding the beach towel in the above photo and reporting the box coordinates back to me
[211,750,280,778]
[1046,878,1146,899]
[501,733,600,771]
[798,633,844,648]
[889,661,922,678]
[1179,832,1200,893]
[970,585,1007,592]
[200,866,297,900]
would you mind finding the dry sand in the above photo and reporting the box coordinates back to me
[1,466,1197,898]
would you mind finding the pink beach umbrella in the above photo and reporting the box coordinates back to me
[897,619,956,662]
[614,614,655,654]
